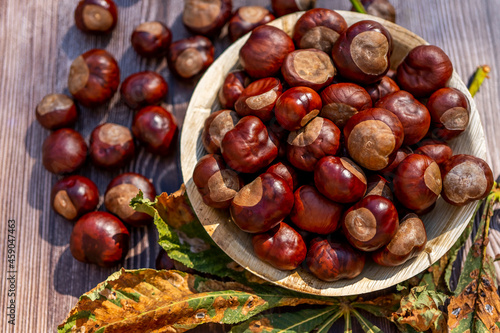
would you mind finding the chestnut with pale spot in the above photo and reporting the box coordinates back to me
[51,176,99,221]
[427,87,470,140]
[132,106,178,156]
[105,173,157,227]
[230,172,294,233]
[363,75,400,104]
[131,21,172,58]
[271,0,316,17]
[218,71,250,109]
[193,154,244,209]
[415,139,453,167]
[306,238,365,282]
[350,0,396,23]
[393,154,442,211]
[183,0,232,37]
[74,0,117,35]
[365,174,393,201]
[167,36,214,80]
[314,156,367,203]
[252,222,307,270]
[202,110,240,154]
[440,155,493,206]
[90,123,134,169]
[228,6,275,42]
[42,129,88,174]
[120,71,168,110]
[266,161,299,191]
[275,86,322,131]
[36,94,78,130]
[235,77,282,122]
[341,195,399,252]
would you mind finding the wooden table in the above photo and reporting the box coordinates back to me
[1,0,499,332]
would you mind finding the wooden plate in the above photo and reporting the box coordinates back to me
[180,11,486,296]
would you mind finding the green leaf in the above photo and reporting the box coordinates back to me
[351,309,383,333]
[315,309,344,333]
[352,294,402,318]
[344,308,352,333]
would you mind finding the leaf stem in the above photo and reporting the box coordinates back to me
[468,65,490,97]
[350,0,368,14]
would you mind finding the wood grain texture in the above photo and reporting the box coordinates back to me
[0,0,499,332]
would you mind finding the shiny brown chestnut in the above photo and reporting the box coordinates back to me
[51,176,99,221]
[427,87,470,140]
[375,91,431,145]
[292,8,347,54]
[332,20,393,84]
[281,49,336,90]
[393,154,442,211]
[218,71,250,109]
[202,110,239,154]
[228,6,275,42]
[167,36,214,80]
[239,25,295,78]
[193,154,244,209]
[120,71,168,110]
[70,211,129,267]
[74,0,117,34]
[314,156,367,203]
[363,75,400,104]
[350,0,396,23]
[372,214,427,266]
[252,222,306,270]
[342,195,399,252]
[266,161,299,191]
[440,154,493,206]
[182,0,232,37]
[230,172,294,233]
[320,83,372,129]
[42,129,87,174]
[90,123,134,168]
[271,0,316,17]
[365,174,393,201]
[287,117,340,171]
[290,185,343,234]
[235,77,282,122]
[379,146,412,179]
[343,107,404,171]
[306,238,365,281]
[397,45,453,98]
[68,49,120,107]
[221,116,278,173]
[131,21,172,58]
[36,94,78,130]
[415,139,452,167]
[275,87,322,131]
[105,173,157,227]
[132,106,178,156]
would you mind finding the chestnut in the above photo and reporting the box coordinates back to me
[230,172,294,233]
[292,8,348,54]
[221,116,278,173]
[379,146,412,179]
[131,21,172,58]
[132,106,178,155]
[228,6,275,42]
[35,94,78,130]
[342,195,399,252]
[393,154,442,211]
[70,211,129,267]
[74,0,117,35]
[51,176,99,221]
[271,0,316,17]
[218,71,250,109]
[266,161,299,191]
[42,128,87,174]
[120,71,168,110]
[343,107,404,171]
[202,110,240,154]
[235,77,282,122]
[363,75,400,104]
[386,68,397,81]
[90,123,134,168]
[427,87,470,140]
[375,91,431,145]
[286,117,340,171]
[319,83,372,129]
[365,174,393,201]
[306,238,365,281]
[440,154,493,206]
[239,25,295,78]
[68,49,120,107]
[396,45,453,98]
[182,0,232,37]
[167,36,214,80]
[314,156,367,203]
[414,139,452,167]
[290,185,343,234]
[332,20,393,84]
[350,0,396,23]
[275,87,322,131]
[281,49,336,90]
[252,222,306,270]
[105,172,157,227]
[193,154,244,209]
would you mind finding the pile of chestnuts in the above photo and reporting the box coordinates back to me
[193,7,494,282]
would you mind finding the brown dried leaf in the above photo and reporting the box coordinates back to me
[155,184,196,229]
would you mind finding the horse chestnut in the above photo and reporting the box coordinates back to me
[235,77,282,122]
[414,139,452,167]
[202,110,240,154]
[365,174,393,201]
[74,0,117,35]
[167,36,214,80]
[90,123,134,168]
[228,6,275,42]
[120,71,168,110]
[182,0,232,37]
[363,75,400,104]
[271,0,316,17]
[51,175,99,221]
[266,161,299,191]
[132,106,178,155]
[275,86,322,131]
[36,94,78,130]
[379,146,412,179]
[218,71,250,109]
[427,87,470,140]
[281,49,336,90]
[131,21,172,58]
[42,129,87,174]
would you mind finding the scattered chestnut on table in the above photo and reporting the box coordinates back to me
[228,6,275,42]
[120,71,168,110]
[235,77,282,122]
[68,49,120,107]
[350,0,396,23]
[365,174,393,201]
[282,49,336,91]
[36,94,78,130]
[51,175,99,221]
[202,110,240,154]
[218,71,250,109]
[74,0,117,35]
[266,161,299,191]
[363,75,400,104]
[427,87,470,140]
[271,0,316,17]
[132,106,178,156]
[275,86,322,131]
[131,21,172,58]
[42,128,87,174]
[182,0,232,38]
[167,36,214,80]
[70,211,129,267]
[90,123,134,168]
[414,139,452,167]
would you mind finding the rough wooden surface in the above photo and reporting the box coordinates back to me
[0,0,499,332]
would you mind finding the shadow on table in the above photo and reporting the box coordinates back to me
[60,25,113,60]
[114,0,141,7]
